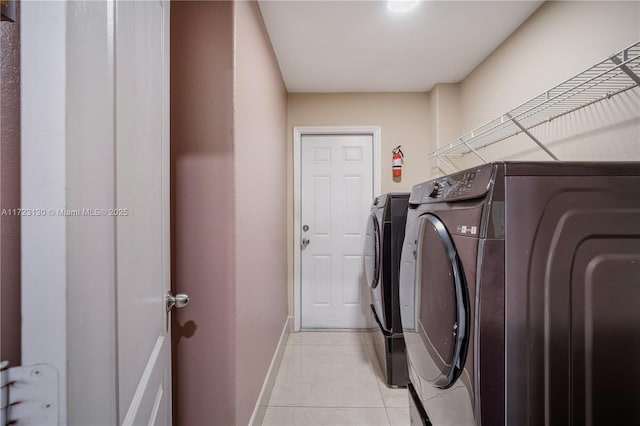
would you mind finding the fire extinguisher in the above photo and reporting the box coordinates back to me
[392,146,404,178]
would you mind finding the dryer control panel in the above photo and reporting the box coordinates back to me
[410,164,494,204]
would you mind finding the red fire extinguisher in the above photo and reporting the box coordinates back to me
[392,146,404,178]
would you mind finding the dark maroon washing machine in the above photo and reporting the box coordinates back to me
[365,193,410,387]
[399,162,640,425]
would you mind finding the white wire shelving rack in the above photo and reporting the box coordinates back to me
[431,40,640,173]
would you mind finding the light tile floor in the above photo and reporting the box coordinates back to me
[264,332,410,426]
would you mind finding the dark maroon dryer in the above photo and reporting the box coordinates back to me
[399,162,640,425]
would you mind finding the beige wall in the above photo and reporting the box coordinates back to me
[286,92,430,315]
[234,1,288,425]
[461,1,640,132]
[450,1,640,170]
[0,0,20,367]
[172,1,287,425]
[171,2,236,425]
[428,83,461,177]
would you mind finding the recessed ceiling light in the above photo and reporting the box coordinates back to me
[387,0,420,13]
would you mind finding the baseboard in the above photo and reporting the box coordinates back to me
[248,316,291,426]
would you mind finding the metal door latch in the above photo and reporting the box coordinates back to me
[166,291,190,312]
[1,361,59,426]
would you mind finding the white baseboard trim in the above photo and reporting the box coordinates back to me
[248,316,291,426]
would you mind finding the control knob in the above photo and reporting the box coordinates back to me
[429,182,442,198]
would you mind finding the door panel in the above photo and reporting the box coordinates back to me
[301,135,373,329]
[116,1,171,424]
[343,255,363,305]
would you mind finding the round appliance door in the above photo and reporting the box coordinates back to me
[399,210,420,332]
[408,213,470,389]
[364,213,380,288]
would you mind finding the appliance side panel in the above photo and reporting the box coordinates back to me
[571,238,640,425]
[505,176,554,426]
[506,173,640,425]
[476,238,505,426]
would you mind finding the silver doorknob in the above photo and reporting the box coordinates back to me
[166,291,190,312]
[301,238,310,248]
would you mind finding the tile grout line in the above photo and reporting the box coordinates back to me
[287,342,369,348]
[384,407,394,426]
[368,347,394,426]
[267,405,392,409]
[268,332,392,424]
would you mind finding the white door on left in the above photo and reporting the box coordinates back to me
[19,1,181,424]
[116,1,173,424]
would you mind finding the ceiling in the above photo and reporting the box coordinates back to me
[258,0,544,93]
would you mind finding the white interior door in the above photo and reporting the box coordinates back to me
[116,1,171,424]
[301,134,373,329]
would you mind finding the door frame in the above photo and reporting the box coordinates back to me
[21,3,72,422]
[293,126,381,332]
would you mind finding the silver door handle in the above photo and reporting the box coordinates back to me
[301,238,310,248]
[166,291,190,312]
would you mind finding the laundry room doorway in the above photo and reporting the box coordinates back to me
[294,127,381,330]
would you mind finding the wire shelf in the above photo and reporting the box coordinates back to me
[431,40,640,172]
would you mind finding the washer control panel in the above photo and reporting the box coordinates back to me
[410,164,494,204]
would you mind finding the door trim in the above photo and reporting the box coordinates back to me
[21,3,70,422]
[293,126,381,332]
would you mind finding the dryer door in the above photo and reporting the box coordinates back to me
[364,213,380,289]
[405,213,470,389]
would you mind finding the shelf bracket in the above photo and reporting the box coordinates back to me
[610,52,640,85]
[505,113,559,161]
[462,140,488,164]
[438,155,458,174]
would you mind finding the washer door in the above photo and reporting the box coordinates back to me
[409,213,470,389]
[364,213,381,289]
